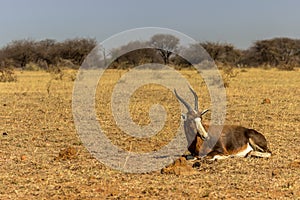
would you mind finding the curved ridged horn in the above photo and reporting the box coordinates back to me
[188,86,199,111]
[201,109,209,116]
[174,89,193,112]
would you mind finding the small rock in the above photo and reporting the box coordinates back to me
[3,103,7,106]
[21,155,27,161]
[2,132,8,136]
[262,98,271,104]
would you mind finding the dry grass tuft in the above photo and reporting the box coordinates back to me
[55,146,78,160]
[161,157,197,175]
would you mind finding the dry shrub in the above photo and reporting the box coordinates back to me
[55,146,78,160]
[24,62,43,71]
[222,65,239,78]
[161,157,197,175]
[220,64,239,87]
[0,68,17,82]
[47,66,64,80]
[278,64,295,71]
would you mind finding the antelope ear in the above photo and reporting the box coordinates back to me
[181,113,187,121]
[201,109,210,116]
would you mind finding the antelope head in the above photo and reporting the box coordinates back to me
[174,87,210,145]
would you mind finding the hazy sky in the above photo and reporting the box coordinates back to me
[0,0,299,49]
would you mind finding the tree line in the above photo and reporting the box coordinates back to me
[0,38,97,70]
[0,35,299,71]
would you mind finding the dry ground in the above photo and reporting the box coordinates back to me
[0,68,299,199]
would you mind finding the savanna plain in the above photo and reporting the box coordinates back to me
[0,67,299,199]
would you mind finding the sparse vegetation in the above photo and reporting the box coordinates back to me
[0,68,299,199]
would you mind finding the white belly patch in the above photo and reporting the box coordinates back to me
[235,143,253,157]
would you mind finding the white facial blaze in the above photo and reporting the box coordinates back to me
[194,117,208,139]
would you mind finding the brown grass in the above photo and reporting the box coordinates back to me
[0,68,299,199]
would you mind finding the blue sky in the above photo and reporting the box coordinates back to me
[0,0,299,49]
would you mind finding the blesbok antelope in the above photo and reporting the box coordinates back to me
[174,87,271,161]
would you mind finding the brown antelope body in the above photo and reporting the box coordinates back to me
[174,87,271,160]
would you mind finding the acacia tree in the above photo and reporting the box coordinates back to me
[110,41,162,68]
[200,42,242,65]
[149,34,179,64]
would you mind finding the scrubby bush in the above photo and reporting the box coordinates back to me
[0,59,17,82]
[1,39,36,68]
[56,38,97,66]
[0,68,17,82]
